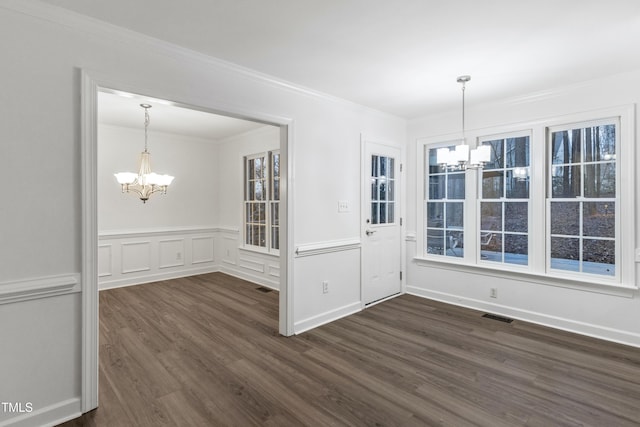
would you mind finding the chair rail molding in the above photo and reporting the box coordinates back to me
[0,274,81,305]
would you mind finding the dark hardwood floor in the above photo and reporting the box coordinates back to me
[60,273,640,426]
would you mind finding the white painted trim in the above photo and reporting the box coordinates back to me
[191,236,215,264]
[407,286,640,348]
[295,238,361,257]
[216,226,241,234]
[99,266,219,290]
[0,274,80,305]
[80,70,99,414]
[238,256,266,273]
[0,397,81,427]
[81,70,295,417]
[220,266,280,290]
[120,241,151,274]
[413,257,637,297]
[294,302,362,334]
[99,226,219,239]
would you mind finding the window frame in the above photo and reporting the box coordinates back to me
[415,105,635,291]
[477,130,532,268]
[424,141,467,259]
[243,150,280,254]
[546,118,620,281]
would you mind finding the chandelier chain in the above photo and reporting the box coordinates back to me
[461,80,466,138]
[143,106,150,152]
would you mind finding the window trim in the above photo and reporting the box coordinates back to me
[415,105,636,290]
[243,150,280,254]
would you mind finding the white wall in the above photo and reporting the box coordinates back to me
[98,124,219,231]
[406,70,640,347]
[0,4,405,425]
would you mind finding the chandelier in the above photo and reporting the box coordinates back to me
[114,104,174,203]
[436,75,490,170]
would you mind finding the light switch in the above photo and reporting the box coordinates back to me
[338,200,350,213]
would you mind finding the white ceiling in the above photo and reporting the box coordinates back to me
[46,0,640,118]
[98,91,267,141]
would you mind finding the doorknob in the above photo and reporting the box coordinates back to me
[366,230,377,236]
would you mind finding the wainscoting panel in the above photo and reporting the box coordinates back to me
[192,236,214,264]
[121,241,151,274]
[217,228,280,290]
[159,239,185,269]
[99,227,218,290]
[98,227,281,290]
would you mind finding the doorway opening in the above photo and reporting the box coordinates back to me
[81,72,293,413]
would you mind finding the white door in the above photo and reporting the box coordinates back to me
[362,141,402,305]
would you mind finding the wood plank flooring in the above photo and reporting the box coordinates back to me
[60,273,640,426]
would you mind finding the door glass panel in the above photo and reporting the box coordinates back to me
[370,154,395,224]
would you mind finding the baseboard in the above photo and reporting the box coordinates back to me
[407,286,640,348]
[0,397,81,427]
[219,265,279,290]
[294,302,361,334]
[99,266,219,290]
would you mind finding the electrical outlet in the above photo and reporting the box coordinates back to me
[176,252,182,261]
[322,281,329,294]
[490,288,498,298]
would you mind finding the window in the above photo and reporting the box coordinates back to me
[418,107,632,287]
[270,152,280,250]
[479,135,530,265]
[548,120,617,277]
[425,144,465,257]
[371,155,396,224]
[244,150,280,252]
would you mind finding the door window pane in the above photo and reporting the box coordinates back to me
[370,154,395,225]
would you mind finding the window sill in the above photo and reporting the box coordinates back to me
[239,246,280,258]
[412,256,638,298]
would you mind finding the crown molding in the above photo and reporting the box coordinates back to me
[1,0,403,122]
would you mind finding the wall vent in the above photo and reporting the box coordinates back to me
[482,313,513,323]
